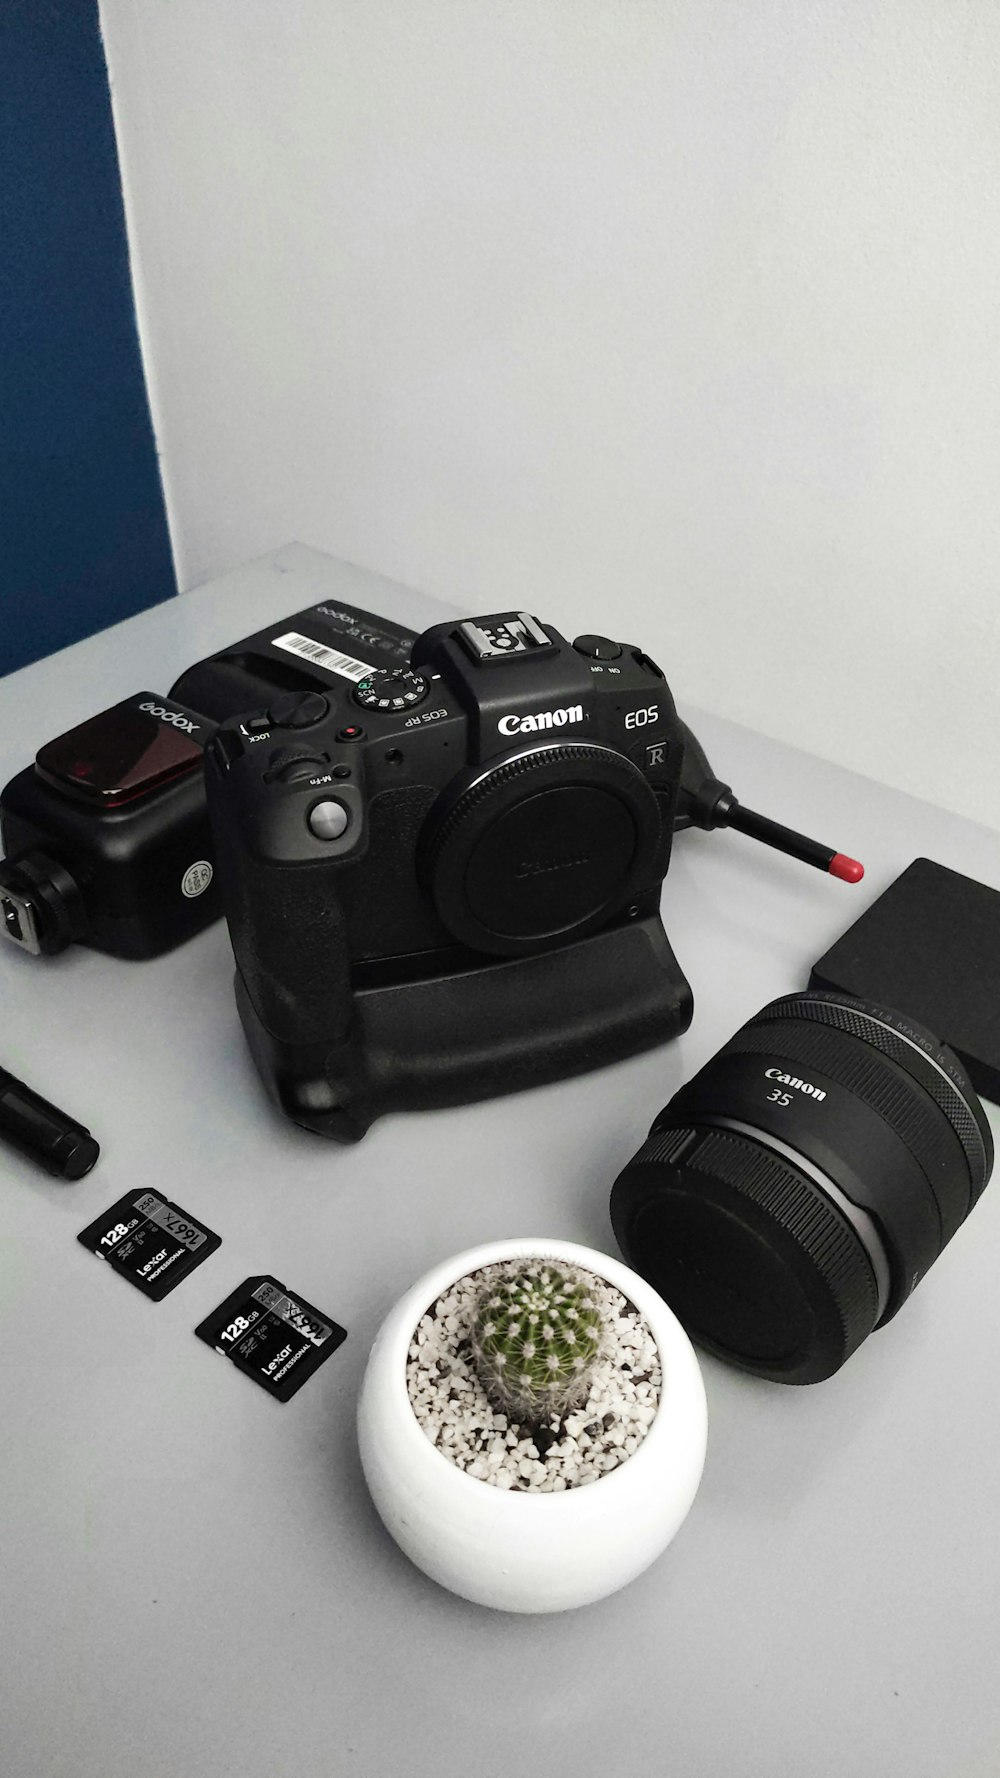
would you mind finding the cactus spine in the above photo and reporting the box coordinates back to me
[470,1260,603,1426]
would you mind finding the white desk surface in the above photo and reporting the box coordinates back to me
[1,545,999,1778]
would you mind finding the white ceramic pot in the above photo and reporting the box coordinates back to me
[357,1236,707,1613]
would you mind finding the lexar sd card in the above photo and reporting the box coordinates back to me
[195,1276,347,1401]
[79,1190,221,1300]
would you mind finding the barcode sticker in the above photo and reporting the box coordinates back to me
[271,631,374,682]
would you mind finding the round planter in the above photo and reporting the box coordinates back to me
[357,1237,708,1613]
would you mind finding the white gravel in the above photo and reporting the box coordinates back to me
[406,1259,662,1491]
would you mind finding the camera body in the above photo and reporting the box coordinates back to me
[205,611,694,1139]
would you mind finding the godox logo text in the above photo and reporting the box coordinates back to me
[140,701,200,735]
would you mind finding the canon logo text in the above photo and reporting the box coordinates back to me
[765,1067,826,1102]
[498,705,584,736]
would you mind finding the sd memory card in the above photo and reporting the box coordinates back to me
[78,1189,221,1300]
[195,1276,346,1401]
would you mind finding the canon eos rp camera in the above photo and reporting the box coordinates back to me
[205,610,695,1139]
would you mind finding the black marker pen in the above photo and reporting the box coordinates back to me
[0,1065,99,1179]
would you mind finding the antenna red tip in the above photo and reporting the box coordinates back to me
[830,853,864,884]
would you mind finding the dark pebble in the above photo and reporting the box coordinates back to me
[533,1426,558,1458]
[602,1412,616,1430]
[584,1421,601,1438]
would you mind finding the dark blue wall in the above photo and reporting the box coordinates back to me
[1,0,176,679]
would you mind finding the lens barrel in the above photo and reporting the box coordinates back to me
[610,992,994,1383]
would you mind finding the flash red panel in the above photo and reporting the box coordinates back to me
[35,696,205,807]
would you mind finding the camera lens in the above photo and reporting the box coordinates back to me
[610,992,993,1383]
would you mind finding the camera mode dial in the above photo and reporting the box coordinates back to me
[353,669,430,714]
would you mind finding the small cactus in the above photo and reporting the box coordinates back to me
[470,1260,604,1426]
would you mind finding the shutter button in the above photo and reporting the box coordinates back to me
[269,691,330,728]
[308,800,350,841]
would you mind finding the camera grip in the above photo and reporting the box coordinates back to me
[206,756,353,1047]
[228,856,353,1046]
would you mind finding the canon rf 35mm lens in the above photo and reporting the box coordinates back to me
[611,992,994,1383]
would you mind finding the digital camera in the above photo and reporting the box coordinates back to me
[205,610,696,1140]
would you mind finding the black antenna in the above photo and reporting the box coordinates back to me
[676,725,864,882]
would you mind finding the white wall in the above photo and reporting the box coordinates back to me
[100,0,1000,827]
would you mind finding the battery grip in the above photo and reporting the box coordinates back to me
[235,908,692,1142]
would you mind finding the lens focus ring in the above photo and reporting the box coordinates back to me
[748,995,989,1201]
[719,1019,972,1241]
